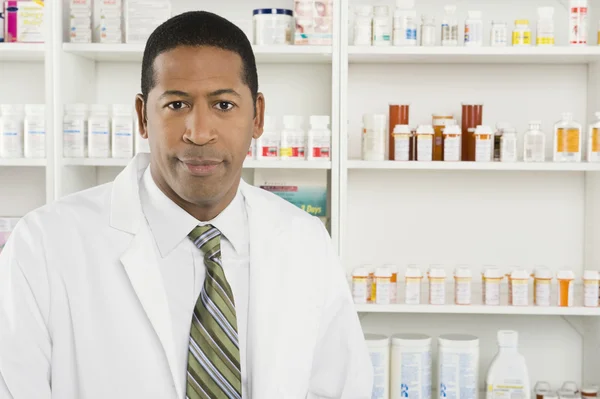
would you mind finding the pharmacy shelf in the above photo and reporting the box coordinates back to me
[0,158,46,167]
[346,160,600,172]
[0,43,45,61]
[355,304,600,316]
[62,43,333,63]
[348,46,600,64]
[243,160,332,169]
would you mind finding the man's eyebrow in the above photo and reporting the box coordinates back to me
[208,88,241,98]
[158,90,192,100]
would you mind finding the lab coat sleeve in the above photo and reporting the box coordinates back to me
[0,218,52,399]
[307,219,373,399]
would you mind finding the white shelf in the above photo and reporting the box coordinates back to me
[355,303,600,316]
[347,160,600,172]
[0,158,46,167]
[348,46,600,64]
[0,43,45,61]
[243,160,331,169]
[62,158,130,167]
[62,43,332,63]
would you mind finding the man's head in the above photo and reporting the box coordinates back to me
[136,11,265,220]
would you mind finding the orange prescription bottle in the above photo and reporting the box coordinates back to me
[534,267,552,306]
[384,264,399,304]
[454,266,472,305]
[352,267,369,304]
[375,267,392,305]
[405,266,423,305]
[557,270,575,307]
[432,113,453,161]
[583,270,600,307]
[428,268,446,305]
[510,270,529,306]
[483,268,503,306]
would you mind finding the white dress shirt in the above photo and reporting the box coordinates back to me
[139,166,250,398]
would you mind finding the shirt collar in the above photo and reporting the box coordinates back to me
[139,166,246,257]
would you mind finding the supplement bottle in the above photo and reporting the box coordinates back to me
[588,111,600,162]
[510,270,529,306]
[307,115,331,161]
[432,113,453,161]
[24,104,46,159]
[362,114,386,161]
[474,125,493,162]
[393,124,412,161]
[87,104,110,158]
[554,112,582,162]
[443,123,461,162]
[372,5,391,46]
[111,104,133,159]
[486,331,531,399]
[583,270,599,307]
[491,22,508,47]
[354,5,373,46]
[352,267,369,304]
[441,4,458,46]
[0,104,25,158]
[523,121,546,162]
[391,334,432,399]
[483,268,503,306]
[500,126,517,162]
[375,267,392,305]
[569,0,588,46]
[438,334,479,399]
[421,15,436,46]
[534,267,552,306]
[461,103,484,161]
[63,103,88,158]
[405,266,423,305]
[393,1,417,47]
[454,266,472,305]
[535,382,552,399]
[365,334,390,399]
[280,115,305,160]
[465,11,483,47]
[537,7,555,46]
[256,116,279,160]
[416,125,434,162]
[512,19,531,46]
[557,270,575,307]
[428,267,446,305]
[389,104,410,159]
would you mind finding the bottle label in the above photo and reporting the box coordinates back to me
[261,146,278,157]
[536,36,555,45]
[512,30,531,45]
[489,384,526,399]
[443,135,461,161]
[584,280,599,307]
[511,279,528,306]
[417,135,433,161]
[556,128,581,154]
[394,135,411,161]
[592,128,600,153]
[570,7,588,44]
[475,135,493,162]
[405,279,421,304]
[352,278,368,304]
[535,279,551,306]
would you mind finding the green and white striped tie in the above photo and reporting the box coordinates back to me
[186,225,242,399]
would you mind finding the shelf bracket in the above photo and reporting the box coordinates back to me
[562,315,585,336]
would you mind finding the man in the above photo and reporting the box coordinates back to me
[0,10,372,399]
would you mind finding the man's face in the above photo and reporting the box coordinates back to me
[136,45,264,210]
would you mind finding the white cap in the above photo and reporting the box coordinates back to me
[393,124,411,134]
[25,104,45,115]
[438,334,479,348]
[584,270,600,281]
[89,104,109,115]
[455,267,472,278]
[375,267,392,278]
[417,125,435,134]
[363,114,386,130]
[384,264,398,273]
[429,267,446,279]
[443,124,461,135]
[112,104,132,116]
[475,125,493,134]
[0,104,24,115]
[310,115,330,128]
[352,267,369,277]
[529,120,542,128]
[283,115,303,129]
[497,330,518,348]
[581,387,599,395]
[557,270,575,280]
[405,266,422,278]
[535,267,553,279]
[595,111,600,119]
[484,268,503,279]
[263,115,276,130]
[510,270,529,280]
[561,112,574,121]
[468,10,482,19]
[391,333,431,347]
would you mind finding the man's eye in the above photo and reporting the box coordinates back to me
[215,102,234,111]
[168,101,187,110]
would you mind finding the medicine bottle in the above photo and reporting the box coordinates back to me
[416,125,434,161]
[534,267,552,306]
[491,22,508,47]
[24,104,46,159]
[405,266,423,305]
[354,5,373,46]
[535,382,552,399]
[362,114,386,161]
[512,20,531,46]
[392,124,412,161]
[474,125,493,162]
[569,0,588,46]
[483,268,503,305]
[432,113,452,161]
[583,270,599,307]
[524,121,546,162]
[557,270,575,307]
[87,104,110,158]
[561,382,579,394]
[510,270,529,306]
[428,267,446,305]
[393,0,417,46]
[441,5,458,46]
[500,126,518,162]
[454,266,472,305]
[588,111,600,162]
[384,264,398,304]
[464,11,483,47]
[307,115,331,161]
[421,15,436,47]
[389,104,410,160]
[581,387,599,398]
[111,104,133,159]
[443,123,461,162]
[0,104,25,158]
[375,267,392,305]
[537,7,555,46]
[256,116,279,160]
[63,103,88,158]
[281,115,305,160]
[461,103,484,161]
[554,112,582,162]
[365,265,375,303]
[352,267,369,304]
[372,5,391,46]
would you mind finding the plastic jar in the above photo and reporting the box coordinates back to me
[24,104,46,159]
[581,387,599,398]
[393,124,412,161]
[0,104,25,158]
[537,7,555,46]
[454,267,472,305]
[354,5,373,46]
[352,267,369,304]
[362,114,386,161]
[375,267,392,305]
[534,268,552,306]
[416,125,434,162]
[393,1,417,46]
[256,116,279,160]
[583,270,600,307]
[557,270,575,307]
[474,125,493,162]
[464,11,483,47]
[491,22,508,47]
[252,8,293,45]
[420,15,435,46]
[512,19,531,46]
[281,115,305,160]
[561,382,579,394]
[483,268,503,306]
[87,104,110,158]
[438,334,479,399]
[372,5,391,46]
[365,334,390,399]
[428,267,446,305]
[524,121,546,162]
[307,115,331,161]
[535,382,553,399]
[510,270,529,306]
[569,0,588,46]
[441,5,458,47]
[391,334,432,399]
[111,104,133,159]
[500,127,518,162]
[63,103,88,158]
[443,123,461,162]
[405,266,423,305]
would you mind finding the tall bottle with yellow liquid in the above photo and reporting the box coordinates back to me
[553,112,582,162]
[588,112,600,162]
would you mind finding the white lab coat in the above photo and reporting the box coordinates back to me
[0,154,373,399]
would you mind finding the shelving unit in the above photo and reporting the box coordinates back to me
[0,43,46,61]
[355,304,600,316]
[347,160,600,171]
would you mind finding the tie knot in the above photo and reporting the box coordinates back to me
[189,224,221,259]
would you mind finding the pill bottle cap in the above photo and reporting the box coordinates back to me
[310,115,330,128]
[25,104,45,115]
[405,266,422,278]
[455,267,472,278]
[510,270,529,280]
[65,103,88,114]
[561,112,574,122]
[364,334,390,348]
[538,6,555,17]
[535,268,553,279]
[515,19,529,25]
[0,104,24,115]
[393,124,411,134]
[417,125,435,134]
[443,124,461,135]
[581,386,599,395]
[557,270,575,280]
[584,270,600,280]
[444,4,457,14]
[429,268,446,279]
[112,104,132,116]
[363,114,387,130]
[561,381,579,393]
[352,267,369,277]
[392,333,431,347]
[89,104,109,115]
[283,115,303,129]
[475,125,493,134]
[497,330,519,348]
[484,268,503,279]
[373,5,389,16]
[375,267,392,278]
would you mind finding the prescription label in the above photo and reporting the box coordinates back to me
[394,134,411,161]
[484,280,501,305]
[512,31,531,45]
[405,278,422,305]
[429,278,446,305]
[534,279,551,306]
[584,280,599,307]
[592,128,600,158]
[511,279,529,306]
[352,277,368,304]
[556,128,581,154]
[487,384,526,399]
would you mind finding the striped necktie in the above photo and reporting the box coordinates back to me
[187,225,242,399]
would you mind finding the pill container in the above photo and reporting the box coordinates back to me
[366,334,390,399]
[483,267,503,306]
[534,267,552,306]
[557,270,575,307]
[583,270,600,307]
[510,270,529,306]
[253,8,294,45]
[428,267,446,305]
[454,266,472,305]
[405,266,423,305]
[391,334,432,399]
[352,267,369,304]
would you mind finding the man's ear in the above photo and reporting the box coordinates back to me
[135,94,148,139]
[253,92,265,140]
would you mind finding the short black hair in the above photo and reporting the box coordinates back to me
[141,11,258,104]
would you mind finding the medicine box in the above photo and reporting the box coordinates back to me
[294,0,333,45]
[4,1,45,43]
[125,0,171,44]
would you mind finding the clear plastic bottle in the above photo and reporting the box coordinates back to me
[553,112,582,162]
[111,104,133,159]
[501,127,518,162]
[280,115,305,160]
[512,19,531,46]
[569,0,588,46]
[393,0,417,46]
[588,111,600,162]
[523,121,546,162]
[24,104,46,159]
[372,5,391,46]
[354,5,373,46]
[537,7,555,46]
[256,116,280,160]
[421,15,436,46]
[486,331,531,399]
[0,104,25,158]
[464,11,483,47]
[87,104,111,158]
[441,5,458,46]
[63,103,88,158]
[307,115,331,161]
[491,22,508,47]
